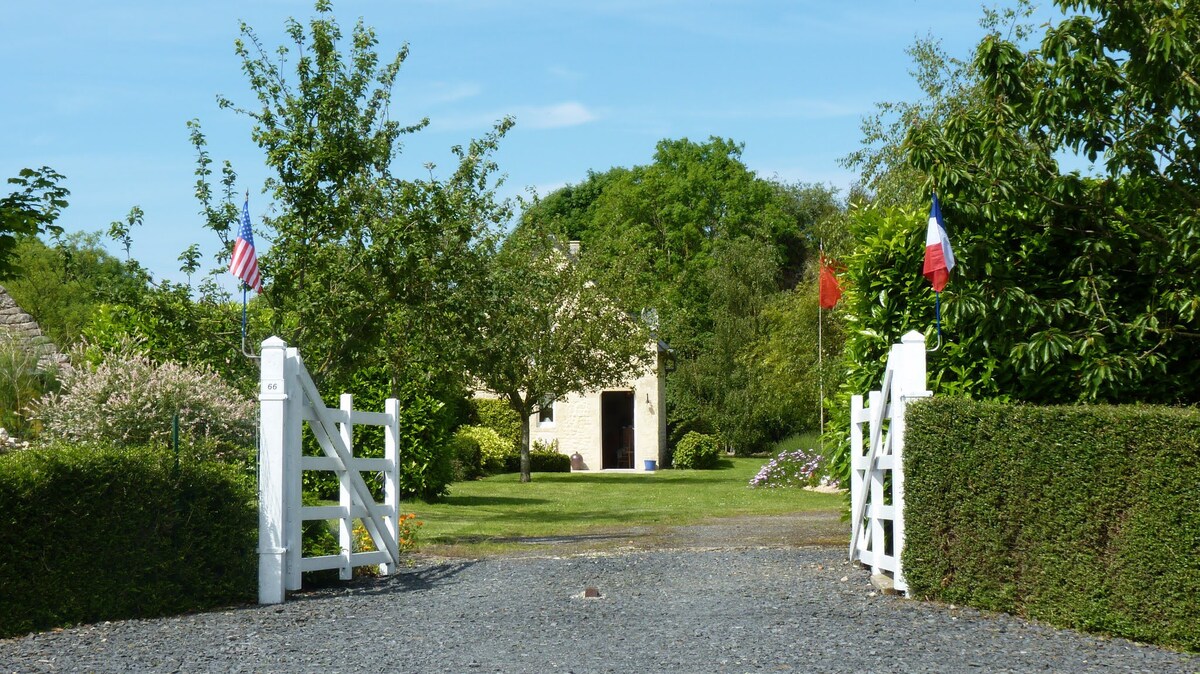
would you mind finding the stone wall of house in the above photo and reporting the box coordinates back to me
[528,348,665,473]
[0,285,69,372]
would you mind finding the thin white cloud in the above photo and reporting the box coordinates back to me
[432,101,600,131]
[421,81,483,105]
[517,102,599,129]
[547,65,584,81]
[754,165,857,194]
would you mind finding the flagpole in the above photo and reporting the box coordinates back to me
[241,285,249,355]
[933,291,943,351]
[237,188,260,360]
[817,243,825,455]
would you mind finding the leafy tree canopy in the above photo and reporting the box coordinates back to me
[832,0,1200,483]
[466,220,654,481]
[196,0,512,395]
[0,168,69,280]
[522,137,846,453]
[5,233,147,348]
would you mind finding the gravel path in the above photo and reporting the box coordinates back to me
[1,541,1194,673]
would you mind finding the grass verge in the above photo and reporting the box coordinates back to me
[407,457,842,557]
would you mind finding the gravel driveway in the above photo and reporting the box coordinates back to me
[1,513,1195,673]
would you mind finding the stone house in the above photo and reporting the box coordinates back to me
[0,285,68,372]
[527,339,671,472]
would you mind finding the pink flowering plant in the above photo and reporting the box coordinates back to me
[32,340,255,459]
[748,447,824,488]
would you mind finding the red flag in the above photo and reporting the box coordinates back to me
[923,194,956,292]
[818,255,842,309]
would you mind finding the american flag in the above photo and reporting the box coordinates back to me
[230,198,263,293]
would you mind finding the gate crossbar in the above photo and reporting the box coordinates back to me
[848,331,930,595]
[294,359,399,560]
[258,336,401,605]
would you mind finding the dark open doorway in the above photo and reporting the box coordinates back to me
[600,391,635,469]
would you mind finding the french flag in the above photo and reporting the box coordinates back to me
[923,194,955,292]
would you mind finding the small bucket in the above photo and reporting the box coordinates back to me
[643,459,657,472]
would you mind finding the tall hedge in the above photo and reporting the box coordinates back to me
[904,398,1200,651]
[0,444,257,637]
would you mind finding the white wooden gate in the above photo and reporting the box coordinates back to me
[258,336,401,605]
[849,330,930,594]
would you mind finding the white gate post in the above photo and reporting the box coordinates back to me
[866,388,885,570]
[338,393,354,581]
[889,330,928,591]
[849,392,865,555]
[381,397,401,575]
[258,336,290,605]
[283,346,303,592]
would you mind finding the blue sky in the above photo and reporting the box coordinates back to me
[2,1,1056,288]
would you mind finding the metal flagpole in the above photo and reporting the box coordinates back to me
[818,243,825,454]
[933,290,943,351]
[239,189,259,360]
[241,286,249,356]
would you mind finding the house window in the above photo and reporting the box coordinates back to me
[538,396,555,426]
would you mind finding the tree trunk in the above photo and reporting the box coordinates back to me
[519,410,532,483]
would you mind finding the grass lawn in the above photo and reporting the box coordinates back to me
[405,457,842,556]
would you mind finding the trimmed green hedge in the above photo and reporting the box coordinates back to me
[0,444,256,637]
[502,449,572,473]
[904,398,1200,651]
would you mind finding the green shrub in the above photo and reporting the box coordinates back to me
[396,383,455,502]
[470,397,520,452]
[673,431,721,469]
[449,428,483,481]
[502,442,572,473]
[299,366,457,503]
[0,444,256,637]
[0,333,59,439]
[298,491,345,587]
[904,398,1200,652]
[450,425,509,480]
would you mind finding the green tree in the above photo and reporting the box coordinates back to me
[902,0,1200,403]
[4,233,146,348]
[190,1,518,499]
[0,168,69,280]
[466,222,653,482]
[202,0,511,393]
[669,236,779,453]
[107,206,143,261]
[524,143,843,453]
[830,0,1200,483]
[80,276,264,395]
[745,272,847,442]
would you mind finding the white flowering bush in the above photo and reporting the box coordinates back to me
[32,343,255,458]
[748,448,824,488]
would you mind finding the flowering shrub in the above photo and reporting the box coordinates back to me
[749,448,823,488]
[353,513,423,554]
[32,342,255,458]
